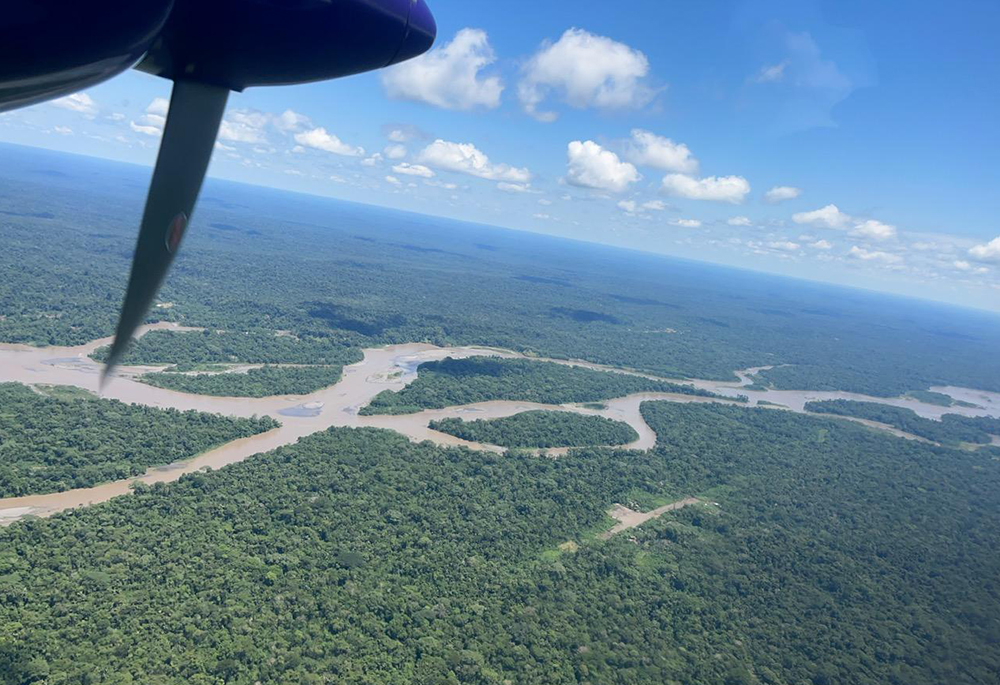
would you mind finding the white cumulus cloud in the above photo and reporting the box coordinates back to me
[273,109,310,133]
[728,216,752,226]
[293,127,364,156]
[768,240,800,251]
[219,110,270,144]
[794,204,897,240]
[565,140,640,193]
[381,28,503,110]
[51,92,98,117]
[792,204,851,229]
[963,263,989,274]
[671,218,703,228]
[849,246,902,264]
[130,122,161,137]
[424,179,458,190]
[392,163,435,178]
[384,144,407,160]
[851,219,897,241]
[764,185,802,203]
[208,108,312,147]
[146,98,170,117]
[518,28,656,122]
[219,108,308,144]
[624,129,698,173]
[619,199,669,214]
[129,98,168,137]
[497,182,533,193]
[810,239,833,250]
[969,236,1000,263]
[661,174,750,203]
[417,139,530,182]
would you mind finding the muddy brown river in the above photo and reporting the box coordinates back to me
[1,324,998,523]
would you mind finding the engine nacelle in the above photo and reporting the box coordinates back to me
[136,0,436,91]
[0,0,174,113]
[0,0,435,111]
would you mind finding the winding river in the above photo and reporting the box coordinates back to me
[1,324,998,523]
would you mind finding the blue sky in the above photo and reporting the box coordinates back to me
[2,0,999,310]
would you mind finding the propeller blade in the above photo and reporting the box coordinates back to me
[101,80,229,386]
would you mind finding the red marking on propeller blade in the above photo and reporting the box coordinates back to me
[165,212,188,254]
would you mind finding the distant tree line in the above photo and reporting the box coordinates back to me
[4,175,1000,400]
[92,329,362,367]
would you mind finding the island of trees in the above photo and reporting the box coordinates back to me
[906,390,959,406]
[805,399,1000,446]
[361,356,722,415]
[429,410,639,448]
[0,382,278,497]
[140,365,344,397]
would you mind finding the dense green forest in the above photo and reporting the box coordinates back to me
[0,383,278,497]
[139,365,344,397]
[360,357,716,415]
[3,145,1000,397]
[3,130,1000,685]
[92,330,362,367]
[429,410,638,448]
[2,403,998,684]
[805,399,1000,445]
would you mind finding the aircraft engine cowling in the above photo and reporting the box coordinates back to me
[135,0,437,91]
[0,0,175,113]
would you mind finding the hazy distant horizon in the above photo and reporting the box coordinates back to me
[2,140,998,317]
